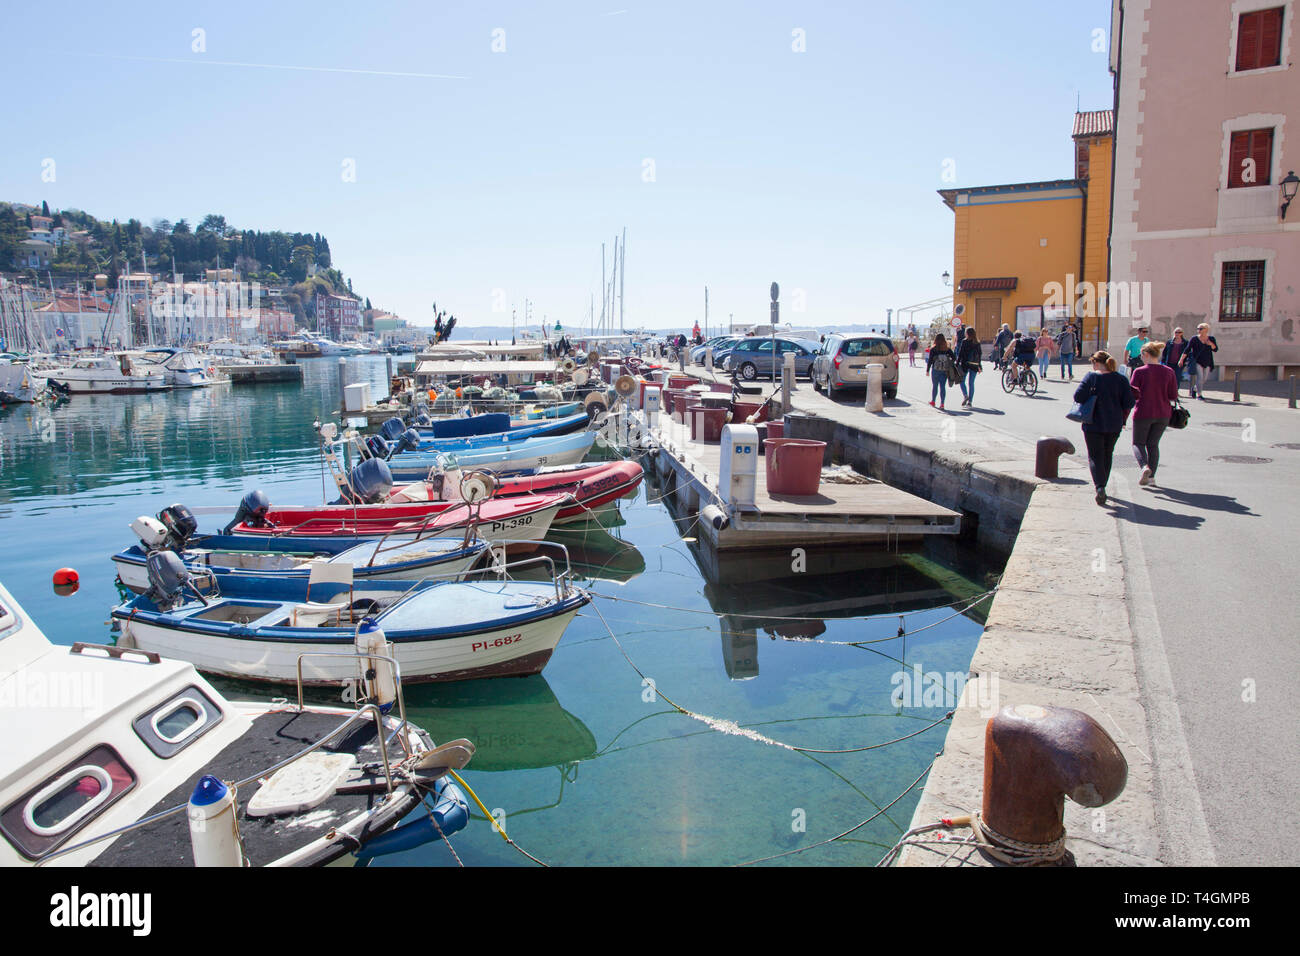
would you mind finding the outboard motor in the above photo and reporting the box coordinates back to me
[223,490,272,534]
[365,434,392,461]
[416,412,433,426]
[390,428,422,456]
[131,516,169,550]
[345,458,393,504]
[146,551,201,611]
[379,417,406,442]
[159,503,198,549]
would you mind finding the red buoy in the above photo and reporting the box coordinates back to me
[53,568,79,587]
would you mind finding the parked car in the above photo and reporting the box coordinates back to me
[691,335,741,365]
[812,333,899,399]
[721,337,821,380]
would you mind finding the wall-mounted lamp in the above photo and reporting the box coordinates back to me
[1281,170,1299,220]
[941,270,951,287]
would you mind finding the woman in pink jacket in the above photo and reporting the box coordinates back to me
[1129,341,1179,486]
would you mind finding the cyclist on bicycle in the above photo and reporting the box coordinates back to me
[1012,332,1036,376]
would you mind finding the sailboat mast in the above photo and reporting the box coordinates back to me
[619,227,626,333]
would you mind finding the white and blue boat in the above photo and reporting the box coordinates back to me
[111,551,590,685]
[113,523,490,595]
[384,431,598,481]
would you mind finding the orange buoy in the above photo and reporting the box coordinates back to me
[52,567,80,596]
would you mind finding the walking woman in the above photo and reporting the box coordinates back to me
[956,326,982,407]
[926,333,956,410]
[1163,327,1189,395]
[1074,351,1135,506]
[1035,328,1053,379]
[907,332,918,367]
[1129,341,1178,487]
[1182,322,1218,399]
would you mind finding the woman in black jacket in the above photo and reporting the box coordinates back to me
[956,327,982,407]
[1074,350,1136,506]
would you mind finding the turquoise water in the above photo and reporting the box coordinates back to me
[0,357,995,867]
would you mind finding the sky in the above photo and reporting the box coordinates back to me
[1,1,1116,331]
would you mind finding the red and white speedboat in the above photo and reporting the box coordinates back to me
[387,460,643,525]
[229,492,571,542]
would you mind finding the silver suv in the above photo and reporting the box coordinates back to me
[812,334,899,399]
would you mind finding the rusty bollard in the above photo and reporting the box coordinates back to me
[978,704,1127,865]
[1035,436,1075,479]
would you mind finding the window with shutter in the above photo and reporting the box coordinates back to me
[1227,129,1274,187]
[1235,7,1284,71]
[1220,261,1266,321]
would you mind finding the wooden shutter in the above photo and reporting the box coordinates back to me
[1237,8,1284,71]
[1228,129,1273,187]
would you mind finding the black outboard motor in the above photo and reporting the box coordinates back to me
[390,428,422,456]
[344,458,393,504]
[365,434,392,461]
[415,412,433,426]
[158,503,198,550]
[379,417,406,442]
[145,551,206,611]
[223,490,273,534]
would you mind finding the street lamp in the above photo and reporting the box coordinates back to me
[941,270,951,287]
[1281,170,1300,220]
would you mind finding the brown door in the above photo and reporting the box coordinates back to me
[975,298,1001,341]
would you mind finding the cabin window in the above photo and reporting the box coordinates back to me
[1,745,135,859]
[1235,7,1284,71]
[133,685,224,758]
[1228,129,1274,187]
[1220,261,1266,321]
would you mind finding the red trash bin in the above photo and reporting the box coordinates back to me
[688,405,728,443]
[731,401,769,424]
[765,438,826,495]
[766,419,785,440]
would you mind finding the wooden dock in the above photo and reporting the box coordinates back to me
[634,410,960,553]
[219,363,303,384]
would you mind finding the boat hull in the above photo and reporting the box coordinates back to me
[114,602,583,684]
[231,496,566,541]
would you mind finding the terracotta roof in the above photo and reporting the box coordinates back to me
[36,294,113,313]
[957,277,1018,292]
[1073,110,1114,138]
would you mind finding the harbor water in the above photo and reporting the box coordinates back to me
[0,356,999,866]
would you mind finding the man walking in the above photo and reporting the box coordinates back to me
[993,324,1012,370]
[1123,326,1149,378]
[1056,322,1078,380]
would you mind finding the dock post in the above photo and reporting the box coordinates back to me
[386,353,394,388]
[864,365,884,412]
[338,357,347,407]
[782,351,795,401]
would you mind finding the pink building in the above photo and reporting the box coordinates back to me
[1109,0,1299,379]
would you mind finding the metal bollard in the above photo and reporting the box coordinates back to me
[1290,375,1296,410]
[1233,369,1240,403]
[338,357,347,406]
[1034,436,1075,479]
[980,704,1127,864]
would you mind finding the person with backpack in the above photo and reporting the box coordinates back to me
[1129,341,1179,487]
[1181,323,1218,399]
[956,326,982,407]
[1073,351,1135,506]
[926,333,956,410]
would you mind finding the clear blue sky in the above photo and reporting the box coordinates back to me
[1,1,1115,331]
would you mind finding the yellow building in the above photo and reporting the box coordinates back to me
[939,111,1114,346]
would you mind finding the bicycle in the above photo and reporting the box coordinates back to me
[1001,362,1038,397]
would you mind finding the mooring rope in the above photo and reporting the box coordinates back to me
[587,600,953,755]
[731,750,942,867]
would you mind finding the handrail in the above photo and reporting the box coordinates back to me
[34,702,401,866]
[377,540,575,608]
[294,649,409,774]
